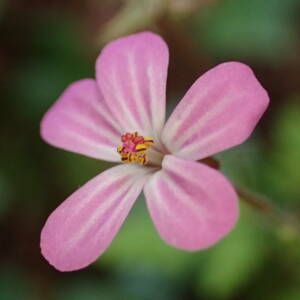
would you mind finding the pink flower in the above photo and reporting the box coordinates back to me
[40,32,269,271]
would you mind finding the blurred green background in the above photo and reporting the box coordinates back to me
[1,0,300,299]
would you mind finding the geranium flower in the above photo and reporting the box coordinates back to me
[40,32,269,271]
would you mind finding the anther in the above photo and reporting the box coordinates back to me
[117,132,154,165]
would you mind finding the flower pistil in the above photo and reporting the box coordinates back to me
[117,132,154,165]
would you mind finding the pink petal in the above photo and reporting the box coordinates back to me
[162,62,269,160]
[144,155,238,251]
[41,164,152,271]
[96,32,169,147]
[41,79,121,161]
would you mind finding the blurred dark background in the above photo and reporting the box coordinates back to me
[1,0,300,299]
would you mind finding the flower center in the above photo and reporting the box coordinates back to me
[117,132,154,165]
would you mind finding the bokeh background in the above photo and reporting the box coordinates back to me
[1,0,300,299]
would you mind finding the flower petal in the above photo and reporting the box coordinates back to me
[144,155,238,251]
[96,32,169,146]
[41,79,121,161]
[162,62,269,160]
[41,164,152,271]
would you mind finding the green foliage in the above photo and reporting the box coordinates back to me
[0,266,36,300]
[0,0,6,20]
[193,0,298,63]
[54,271,178,300]
[196,205,268,299]
[52,150,114,191]
[101,197,192,278]
[54,278,123,300]
[0,172,11,219]
[269,100,300,203]
[12,14,92,121]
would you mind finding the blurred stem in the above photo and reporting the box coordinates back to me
[235,186,274,214]
[236,185,300,235]
[97,0,217,45]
